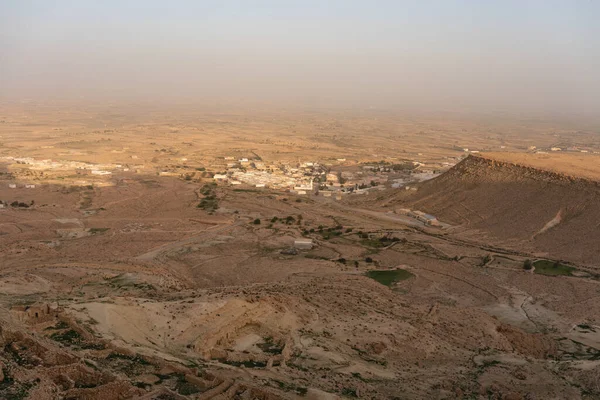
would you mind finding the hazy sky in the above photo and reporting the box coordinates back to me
[1,1,598,113]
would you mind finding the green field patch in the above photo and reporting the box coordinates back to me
[533,260,576,276]
[366,269,414,286]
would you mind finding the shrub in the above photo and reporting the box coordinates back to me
[523,259,533,270]
[365,257,373,263]
[253,218,261,225]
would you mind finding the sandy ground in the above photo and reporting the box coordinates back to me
[483,151,600,181]
[1,104,600,399]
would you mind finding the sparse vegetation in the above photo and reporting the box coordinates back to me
[197,184,219,211]
[257,336,284,354]
[481,254,492,266]
[360,236,400,248]
[50,329,84,346]
[89,227,110,234]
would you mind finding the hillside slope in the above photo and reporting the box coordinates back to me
[403,155,600,265]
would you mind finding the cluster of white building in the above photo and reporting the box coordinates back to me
[7,183,35,189]
[212,155,455,198]
[0,156,124,175]
[230,170,310,190]
[0,156,149,179]
[214,158,323,193]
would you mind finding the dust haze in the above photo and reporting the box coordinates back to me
[2,1,599,115]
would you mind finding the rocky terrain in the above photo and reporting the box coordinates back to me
[1,111,600,399]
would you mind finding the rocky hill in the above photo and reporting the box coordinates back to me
[404,155,600,266]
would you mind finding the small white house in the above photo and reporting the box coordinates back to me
[8,184,17,189]
[213,174,228,181]
[326,173,338,182]
[91,170,111,175]
[25,184,35,189]
[294,239,313,250]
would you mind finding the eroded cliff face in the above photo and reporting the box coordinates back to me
[444,155,600,186]
[404,155,600,265]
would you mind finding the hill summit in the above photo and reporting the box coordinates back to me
[403,154,600,266]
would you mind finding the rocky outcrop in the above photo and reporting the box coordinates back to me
[401,155,600,266]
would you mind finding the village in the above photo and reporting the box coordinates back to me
[207,155,459,200]
[0,152,458,195]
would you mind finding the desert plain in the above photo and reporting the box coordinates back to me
[0,101,600,399]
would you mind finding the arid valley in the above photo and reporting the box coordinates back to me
[0,102,599,399]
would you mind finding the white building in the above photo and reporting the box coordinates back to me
[91,170,111,175]
[8,184,16,189]
[326,173,338,183]
[294,239,313,250]
[25,184,35,189]
[294,179,313,191]
[213,174,228,181]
